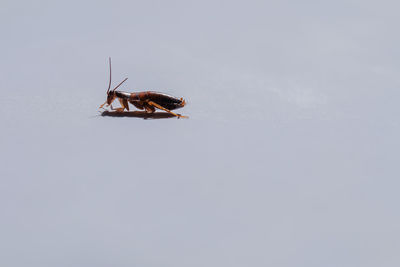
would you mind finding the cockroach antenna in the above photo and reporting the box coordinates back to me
[106,57,127,92]
[112,77,128,91]
[107,57,112,93]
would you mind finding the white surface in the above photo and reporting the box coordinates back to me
[1,0,400,266]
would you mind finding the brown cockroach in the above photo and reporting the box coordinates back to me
[99,58,187,118]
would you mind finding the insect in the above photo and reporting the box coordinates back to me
[99,58,187,118]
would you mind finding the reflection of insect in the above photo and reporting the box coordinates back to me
[99,58,187,118]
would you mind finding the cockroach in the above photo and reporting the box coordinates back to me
[99,58,187,118]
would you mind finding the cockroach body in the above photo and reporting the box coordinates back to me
[99,58,187,118]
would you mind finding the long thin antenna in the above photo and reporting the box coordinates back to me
[107,57,112,93]
[113,78,128,92]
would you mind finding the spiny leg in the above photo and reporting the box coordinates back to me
[146,100,188,118]
[110,105,125,112]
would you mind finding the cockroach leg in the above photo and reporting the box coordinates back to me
[110,105,125,112]
[144,102,156,113]
[119,98,130,111]
[130,101,145,110]
[146,100,188,118]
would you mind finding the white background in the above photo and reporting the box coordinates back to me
[1,0,400,266]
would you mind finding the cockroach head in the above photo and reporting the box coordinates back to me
[106,90,115,104]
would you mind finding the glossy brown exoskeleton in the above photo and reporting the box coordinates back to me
[99,58,187,118]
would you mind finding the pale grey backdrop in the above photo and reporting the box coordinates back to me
[1,0,399,266]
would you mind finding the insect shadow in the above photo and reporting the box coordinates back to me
[101,110,176,119]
